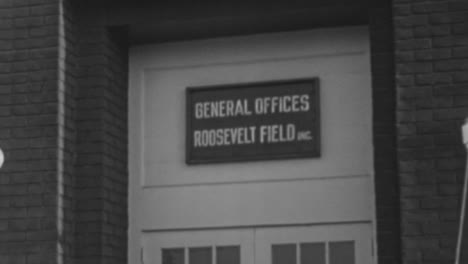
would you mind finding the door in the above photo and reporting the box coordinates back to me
[142,224,371,264]
[129,26,374,264]
[255,224,373,264]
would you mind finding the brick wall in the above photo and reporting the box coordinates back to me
[0,1,128,263]
[0,0,62,263]
[61,0,77,263]
[370,3,401,264]
[393,0,468,263]
[5,1,468,263]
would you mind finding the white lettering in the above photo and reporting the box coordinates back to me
[195,103,204,119]
[193,127,257,147]
[219,101,226,117]
[226,101,234,116]
[235,100,245,116]
[291,95,300,112]
[255,98,264,115]
[203,102,210,119]
[259,124,296,143]
[194,99,253,119]
[210,101,218,118]
[253,94,310,115]
[300,94,310,111]
[194,131,201,147]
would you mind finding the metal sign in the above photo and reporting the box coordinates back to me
[186,78,320,164]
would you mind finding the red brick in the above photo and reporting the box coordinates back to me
[453,23,468,35]
[433,84,468,95]
[395,39,432,51]
[430,13,467,24]
[412,2,448,14]
[416,73,452,85]
[395,28,414,40]
[453,47,468,57]
[403,238,439,249]
[397,62,433,74]
[434,36,468,47]
[435,59,468,71]
[433,108,468,120]
[394,4,412,16]
[449,1,468,12]
[395,15,429,27]
[30,5,59,16]
[415,49,451,61]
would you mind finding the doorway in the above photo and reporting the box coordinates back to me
[129,26,375,264]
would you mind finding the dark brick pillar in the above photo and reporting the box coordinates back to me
[74,7,128,264]
[370,3,400,264]
[0,0,69,263]
[393,0,468,263]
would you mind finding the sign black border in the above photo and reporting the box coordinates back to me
[186,78,321,165]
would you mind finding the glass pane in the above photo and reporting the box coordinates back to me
[163,248,184,264]
[300,243,325,264]
[272,244,296,264]
[190,247,212,264]
[216,246,240,264]
[329,241,355,264]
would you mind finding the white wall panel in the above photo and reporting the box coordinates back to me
[132,29,372,187]
[140,176,372,230]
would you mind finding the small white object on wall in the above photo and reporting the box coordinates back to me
[456,117,468,264]
[0,147,4,169]
[463,118,468,146]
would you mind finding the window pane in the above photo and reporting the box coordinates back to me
[216,246,240,264]
[300,243,325,264]
[190,247,212,264]
[272,244,296,264]
[163,248,184,264]
[329,241,355,264]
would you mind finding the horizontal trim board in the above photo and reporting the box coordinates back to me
[142,220,373,233]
